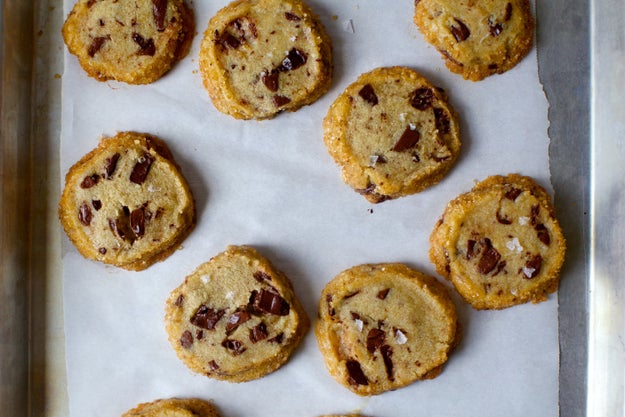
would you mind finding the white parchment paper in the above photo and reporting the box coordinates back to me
[60,1,556,416]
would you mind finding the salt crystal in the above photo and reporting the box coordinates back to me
[343,19,354,34]
[354,319,364,332]
[200,275,211,284]
[395,329,408,344]
[505,237,523,253]
[518,216,530,225]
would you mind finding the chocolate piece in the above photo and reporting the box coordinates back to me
[467,239,477,259]
[505,187,522,201]
[272,95,291,107]
[279,48,307,71]
[226,310,251,334]
[130,152,154,184]
[366,328,386,352]
[152,0,168,31]
[80,174,100,189]
[216,30,241,50]
[174,294,184,307]
[98,247,107,254]
[251,289,290,316]
[346,360,369,386]
[78,202,93,226]
[222,339,246,355]
[262,70,280,92]
[284,12,301,21]
[392,126,421,152]
[91,199,102,211]
[132,33,156,56]
[268,332,284,344]
[208,360,220,371]
[434,108,450,134]
[253,271,272,282]
[180,330,193,349]
[377,288,390,300]
[410,87,434,110]
[380,344,394,381]
[450,18,470,42]
[523,254,542,279]
[535,224,550,245]
[530,204,540,225]
[477,238,501,274]
[130,206,146,238]
[358,84,378,106]
[496,209,512,225]
[109,218,127,240]
[190,305,226,330]
[88,36,109,57]
[504,3,513,21]
[249,322,269,343]
[104,153,120,179]
[489,20,503,37]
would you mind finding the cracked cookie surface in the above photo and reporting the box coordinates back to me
[164,245,309,382]
[323,66,461,203]
[414,0,534,81]
[62,0,194,84]
[315,263,460,396]
[429,174,566,309]
[199,0,333,119]
[58,131,196,271]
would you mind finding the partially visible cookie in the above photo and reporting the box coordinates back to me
[58,131,196,271]
[122,398,219,417]
[430,174,566,309]
[199,0,333,119]
[164,245,309,382]
[62,0,194,84]
[323,66,461,203]
[315,263,460,396]
[414,0,535,81]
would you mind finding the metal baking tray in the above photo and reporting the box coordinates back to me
[1,0,622,415]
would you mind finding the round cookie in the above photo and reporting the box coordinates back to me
[429,174,566,309]
[323,66,461,203]
[164,245,309,382]
[199,0,333,120]
[315,263,460,396]
[62,0,194,84]
[122,398,220,417]
[414,0,535,81]
[58,131,196,271]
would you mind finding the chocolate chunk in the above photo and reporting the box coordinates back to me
[358,84,378,106]
[268,332,284,344]
[477,238,501,274]
[434,108,450,134]
[251,289,290,316]
[152,0,168,31]
[80,174,100,189]
[272,95,291,107]
[284,12,301,21]
[216,31,241,49]
[279,48,307,71]
[222,339,246,355]
[346,360,368,386]
[262,70,280,92]
[366,328,386,352]
[88,36,109,57]
[87,0,97,7]
[130,152,154,184]
[180,330,193,348]
[450,18,470,42]
[78,202,93,226]
[489,21,503,37]
[190,305,225,330]
[504,3,513,21]
[496,209,512,225]
[109,218,127,240]
[493,260,507,277]
[380,345,394,381]
[253,271,272,283]
[343,290,360,300]
[467,239,477,259]
[392,126,421,152]
[523,254,542,279]
[410,88,434,111]
[530,205,540,225]
[98,247,107,254]
[132,33,156,56]
[535,224,551,245]
[104,153,120,179]
[91,200,102,211]
[208,360,220,371]
[226,310,251,334]
[249,322,269,343]
[196,330,204,340]
[504,187,522,201]
[122,205,130,216]
[377,288,390,300]
[130,206,146,238]
[174,294,184,307]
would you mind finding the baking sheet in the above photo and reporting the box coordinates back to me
[59,1,557,416]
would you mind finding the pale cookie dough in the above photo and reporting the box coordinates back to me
[430,174,566,309]
[199,0,333,119]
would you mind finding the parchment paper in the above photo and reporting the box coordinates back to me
[60,1,557,416]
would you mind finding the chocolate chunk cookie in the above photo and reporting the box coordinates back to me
[323,66,461,203]
[315,263,460,396]
[62,0,194,84]
[164,245,309,382]
[58,132,196,271]
[414,0,535,81]
[122,398,220,417]
[430,174,566,309]
[199,0,333,119]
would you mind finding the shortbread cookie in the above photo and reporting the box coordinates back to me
[165,245,309,382]
[430,174,566,309]
[199,0,333,119]
[62,0,194,84]
[58,131,196,271]
[323,66,461,203]
[315,263,460,396]
[414,0,535,81]
[122,398,219,417]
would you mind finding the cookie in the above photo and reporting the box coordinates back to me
[315,263,460,396]
[164,245,309,382]
[323,66,461,203]
[122,398,219,417]
[199,0,333,119]
[414,0,535,81]
[58,131,196,271]
[429,174,566,309]
[62,0,194,84]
